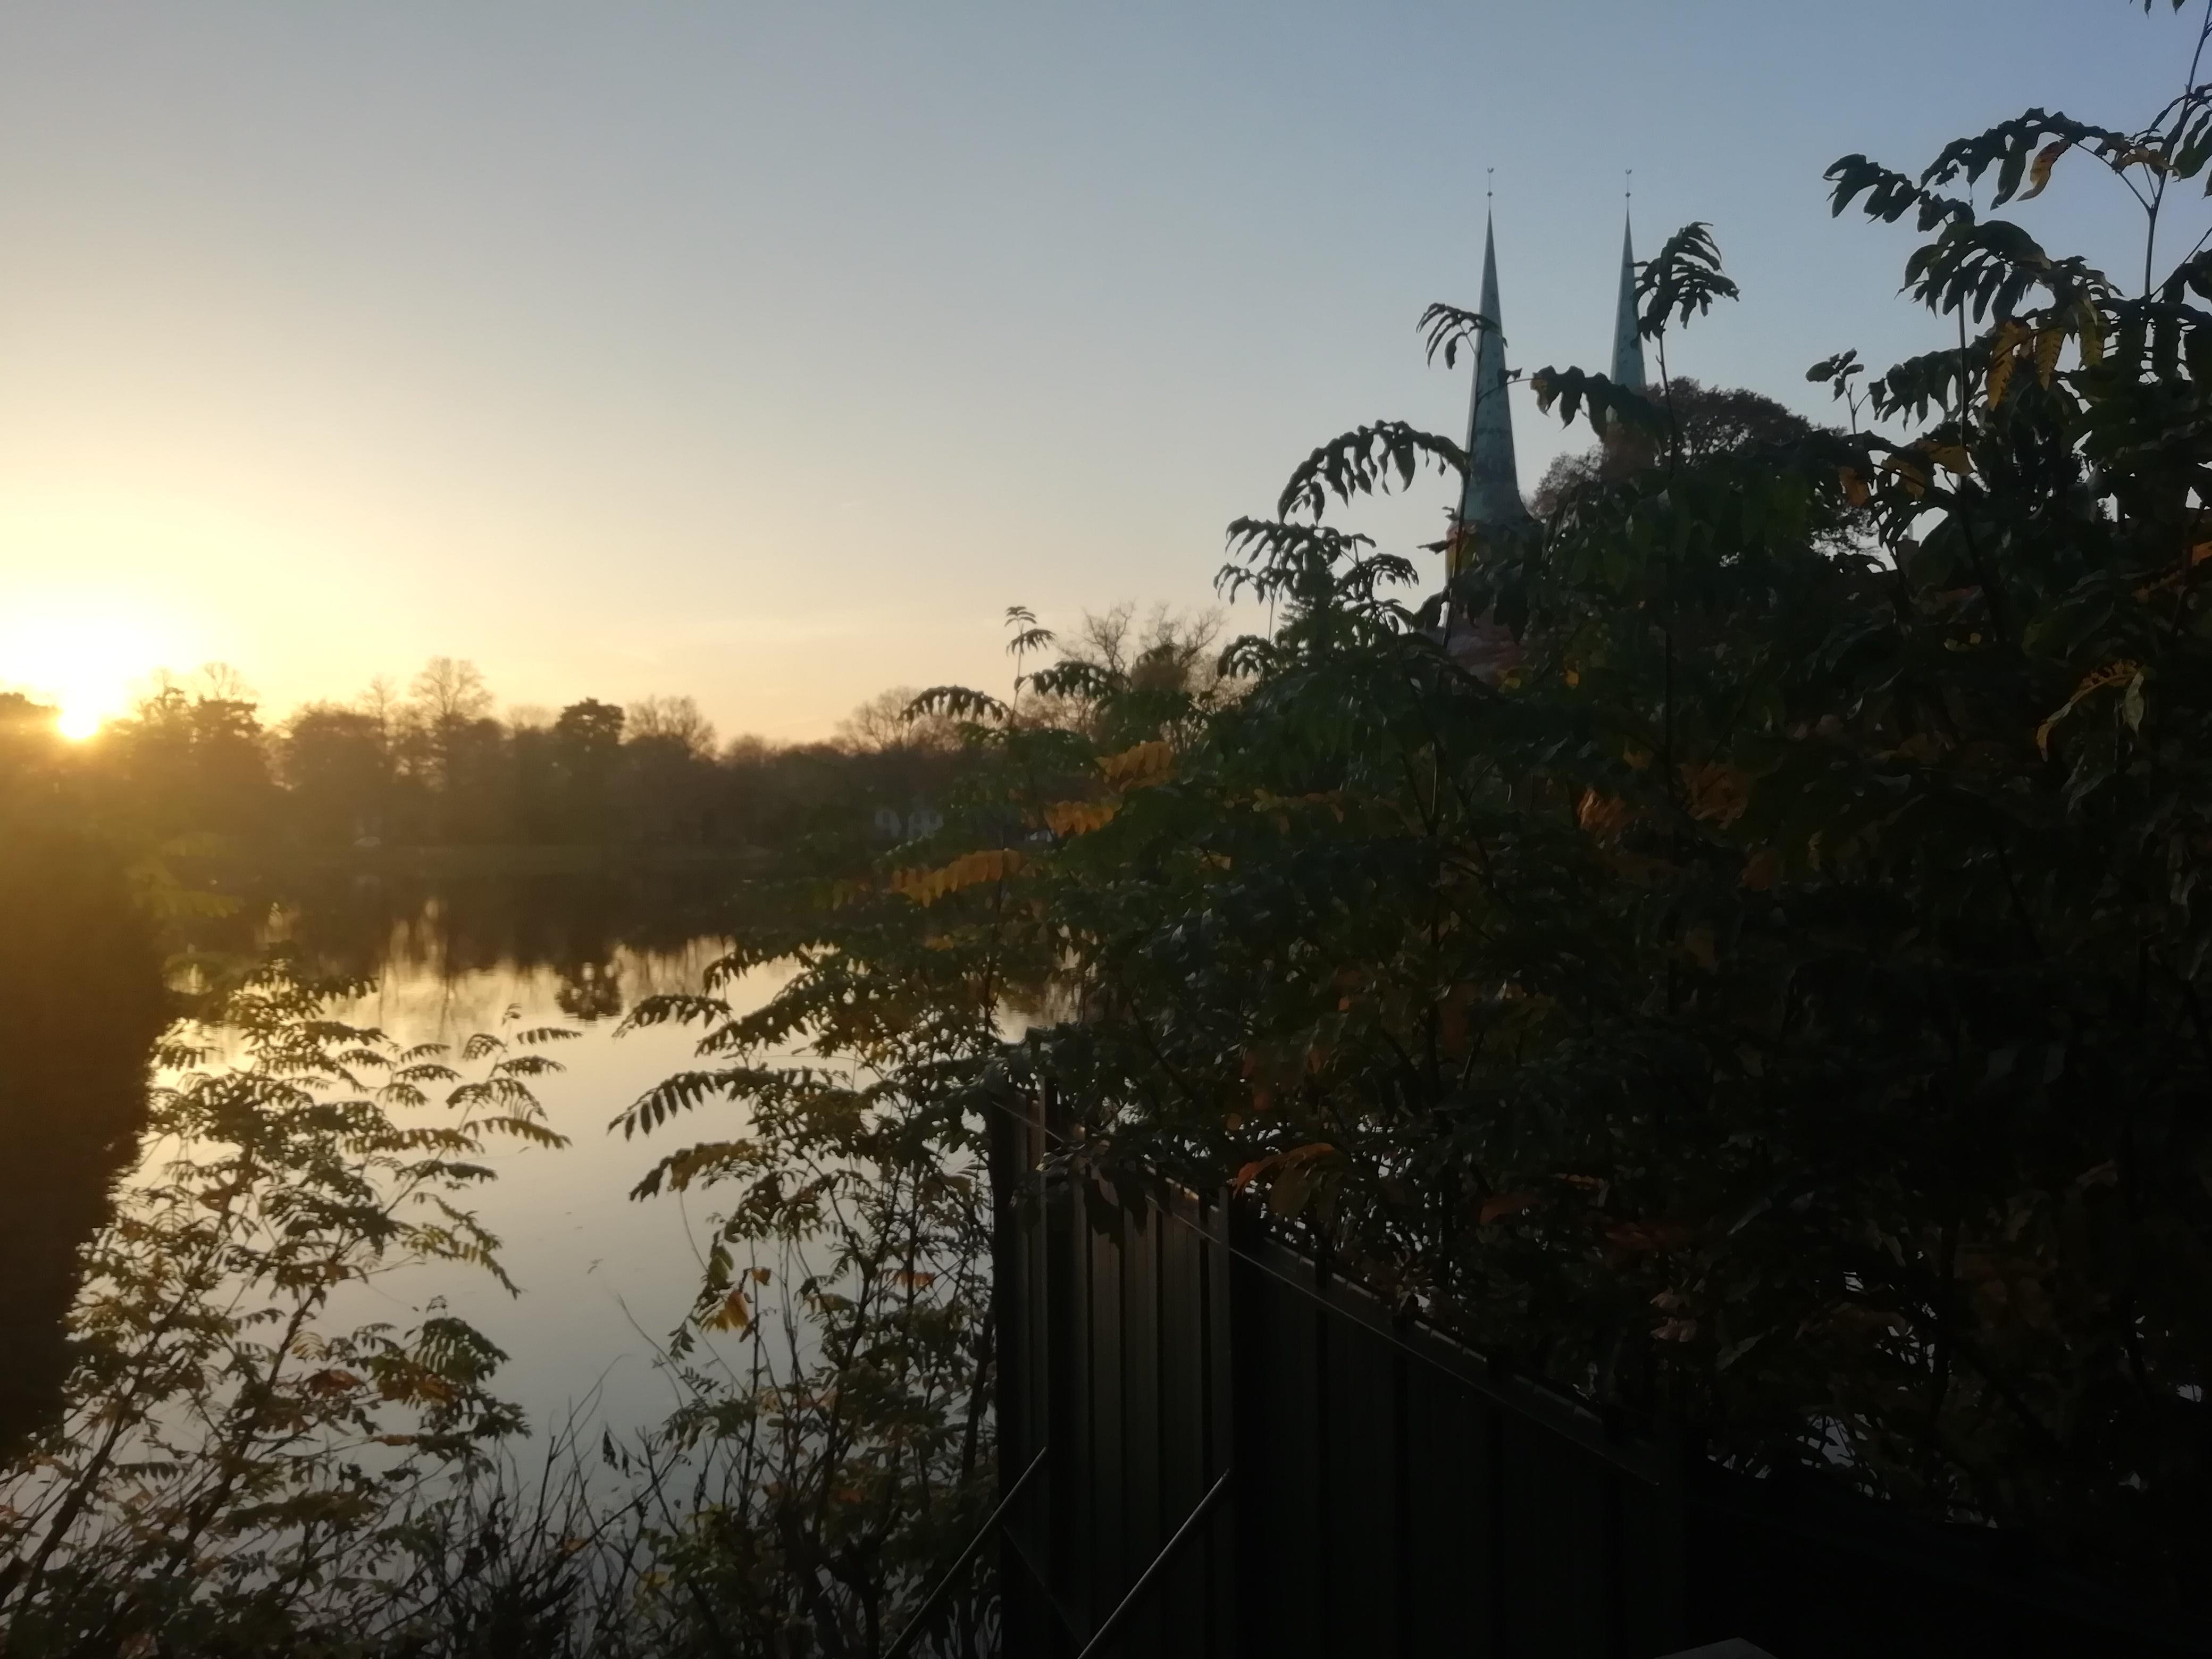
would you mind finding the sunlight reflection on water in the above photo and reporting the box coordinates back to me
[166,877,804,1440]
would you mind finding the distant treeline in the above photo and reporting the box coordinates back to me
[0,658,967,863]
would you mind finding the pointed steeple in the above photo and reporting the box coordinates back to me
[1611,208,1646,391]
[1455,212,1526,561]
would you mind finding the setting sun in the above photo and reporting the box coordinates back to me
[0,596,171,740]
[53,704,102,741]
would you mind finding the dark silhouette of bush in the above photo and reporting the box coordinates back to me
[0,829,168,1457]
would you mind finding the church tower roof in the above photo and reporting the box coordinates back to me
[1456,212,1526,538]
[1611,208,1646,391]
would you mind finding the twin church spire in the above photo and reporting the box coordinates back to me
[1611,212,1646,393]
[1454,212,1526,538]
[1453,203,1644,550]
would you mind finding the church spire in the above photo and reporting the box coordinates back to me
[1456,209,1525,557]
[1611,204,1646,391]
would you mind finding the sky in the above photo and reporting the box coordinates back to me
[0,0,2202,741]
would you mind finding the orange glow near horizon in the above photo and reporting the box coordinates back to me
[0,598,174,741]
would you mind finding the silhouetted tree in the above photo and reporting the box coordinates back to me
[1531,377,1820,516]
[554,698,626,843]
[279,705,391,844]
[0,826,166,1458]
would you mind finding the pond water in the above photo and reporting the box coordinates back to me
[231,871,787,1440]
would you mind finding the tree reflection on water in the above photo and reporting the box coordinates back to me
[0,832,168,1459]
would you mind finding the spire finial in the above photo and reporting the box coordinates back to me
[1625,167,1633,205]
[1486,167,1494,210]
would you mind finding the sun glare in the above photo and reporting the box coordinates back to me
[0,599,170,741]
[54,705,102,742]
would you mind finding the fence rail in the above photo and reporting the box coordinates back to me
[986,1091,2208,1658]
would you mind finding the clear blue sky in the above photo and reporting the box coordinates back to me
[0,1,2199,737]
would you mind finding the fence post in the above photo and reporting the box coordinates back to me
[986,1084,1046,1654]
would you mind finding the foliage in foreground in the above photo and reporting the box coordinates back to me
[631,1,2212,1616]
[0,962,580,1654]
[0,949,1001,1658]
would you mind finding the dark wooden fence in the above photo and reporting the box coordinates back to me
[984,1094,2209,1659]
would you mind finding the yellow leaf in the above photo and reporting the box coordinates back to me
[2018,139,2069,200]
[1740,848,1780,891]
[2034,327,2064,389]
[1683,925,1717,970]
[888,848,1027,906]
[1839,465,1871,507]
[2076,307,2105,366]
[1987,350,2016,410]
[1987,319,2029,409]
[707,1288,751,1331]
[2034,659,2143,756]
[1928,444,1973,476]
[1879,453,1928,499]
[1043,798,1119,836]
[1097,739,1176,790]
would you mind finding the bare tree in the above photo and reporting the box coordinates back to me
[409,657,493,726]
[626,694,718,758]
[357,675,405,737]
[191,662,256,705]
[836,687,962,754]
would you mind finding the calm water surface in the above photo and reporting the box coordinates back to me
[237,873,792,1438]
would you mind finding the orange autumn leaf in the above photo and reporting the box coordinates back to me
[887,848,1027,905]
[1097,739,1176,790]
[1042,798,1119,836]
[1605,1220,1692,1254]
[1479,1191,1539,1225]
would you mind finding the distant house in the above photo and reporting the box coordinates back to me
[871,801,944,843]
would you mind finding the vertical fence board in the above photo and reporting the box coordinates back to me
[1087,1199,1125,1635]
[1154,1200,1206,1659]
[1201,1201,1236,1659]
[1116,1201,1162,1658]
[1320,1294,1398,1658]
[1231,1252,1325,1659]
[1401,1364,1492,1657]
[1494,1413,1619,1658]
[1045,1176,1086,1641]
[986,1099,1050,1656]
